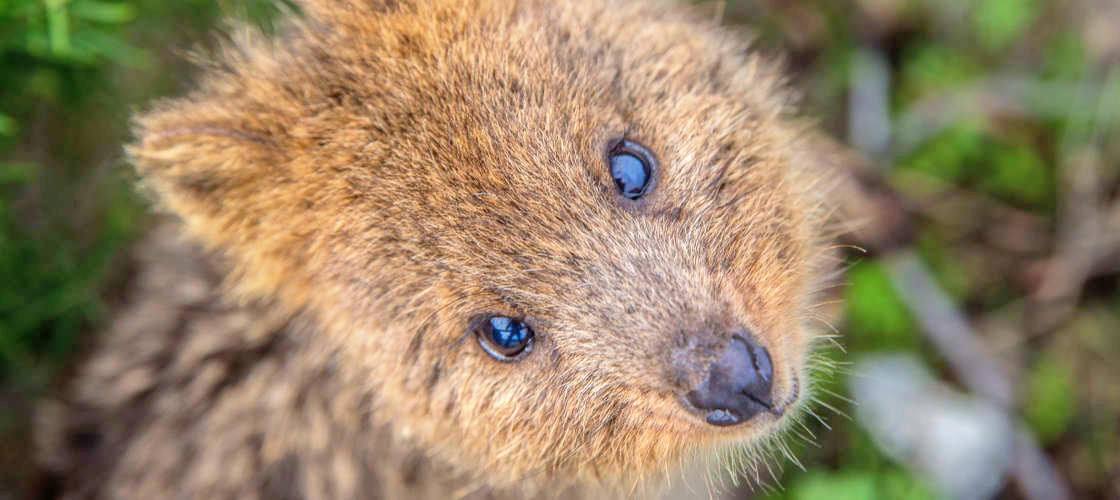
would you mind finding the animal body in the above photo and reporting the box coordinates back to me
[36,0,838,498]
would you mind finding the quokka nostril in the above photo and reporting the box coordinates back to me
[743,339,774,406]
[750,343,772,382]
[684,334,775,426]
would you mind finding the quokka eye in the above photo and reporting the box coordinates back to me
[474,315,534,361]
[607,139,656,200]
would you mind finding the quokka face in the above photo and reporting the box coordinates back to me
[131,0,834,490]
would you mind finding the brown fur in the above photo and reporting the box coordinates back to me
[38,0,837,498]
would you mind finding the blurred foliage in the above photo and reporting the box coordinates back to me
[897,123,1056,210]
[0,0,295,385]
[1023,353,1076,444]
[1,0,138,388]
[972,0,1038,52]
[790,469,936,500]
[844,261,920,351]
[718,0,1120,498]
[0,0,291,491]
[0,0,294,379]
[2,0,1118,498]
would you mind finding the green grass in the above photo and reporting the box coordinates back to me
[0,0,294,389]
[0,2,288,489]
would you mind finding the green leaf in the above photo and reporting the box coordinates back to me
[980,143,1053,208]
[70,1,136,24]
[0,114,17,136]
[0,162,37,183]
[45,0,72,57]
[1023,353,1076,444]
[895,122,986,183]
[879,469,938,500]
[791,471,877,500]
[897,45,979,107]
[72,26,149,67]
[845,261,920,351]
[973,0,1038,51]
[1043,34,1088,80]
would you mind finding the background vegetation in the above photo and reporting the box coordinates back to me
[0,0,1116,498]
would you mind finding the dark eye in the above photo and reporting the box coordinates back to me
[607,140,656,200]
[474,315,534,361]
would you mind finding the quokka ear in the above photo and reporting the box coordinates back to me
[130,87,296,238]
[127,48,329,306]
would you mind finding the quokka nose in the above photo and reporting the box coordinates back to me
[685,334,774,427]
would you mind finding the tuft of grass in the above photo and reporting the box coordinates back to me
[0,0,292,390]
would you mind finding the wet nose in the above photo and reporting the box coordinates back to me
[685,334,774,427]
